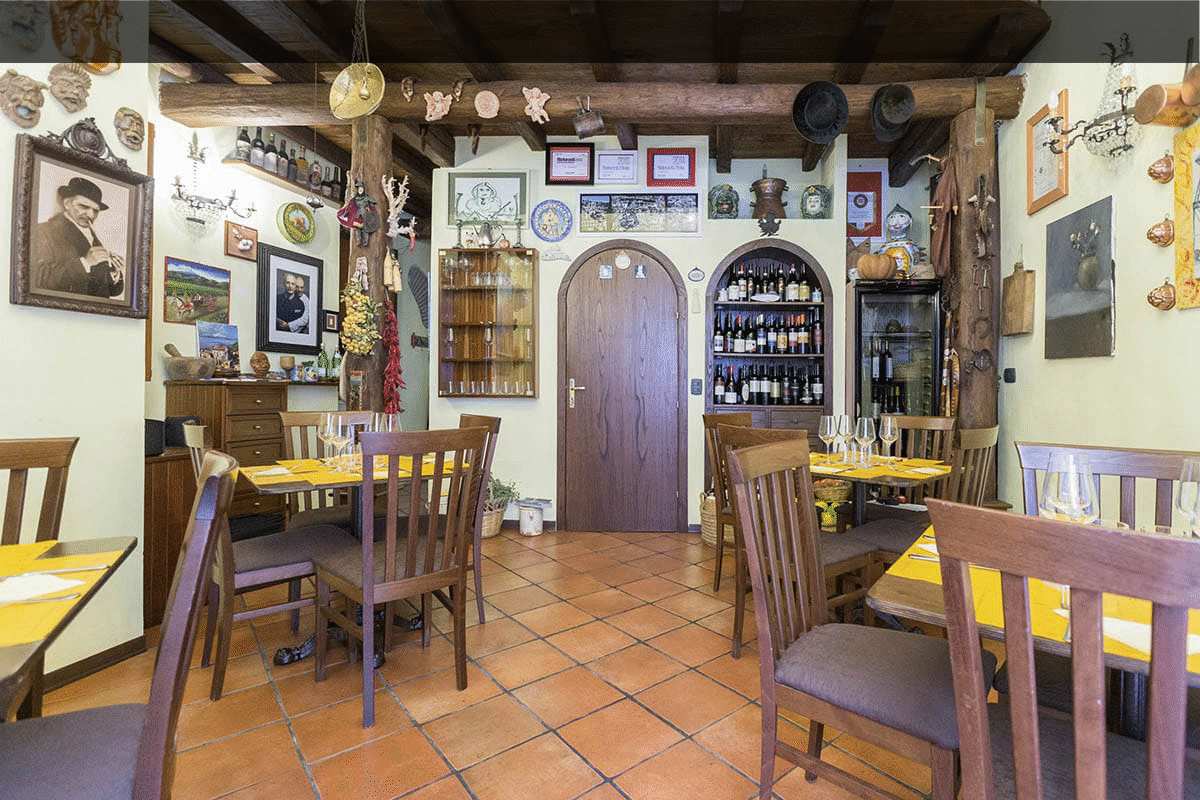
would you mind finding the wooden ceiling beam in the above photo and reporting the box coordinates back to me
[568,0,638,151]
[711,126,732,173]
[149,32,234,85]
[799,139,832,172]
[715,1,743,85]
[887,118,952,186]
[417,0,546,151]
[964,12,1025,77]
[615,123,637,151]
[835,0,894,84]
[161,76,1025,128]
[151,0,315,84]
[222,0,352,64]
[392,123,454,169]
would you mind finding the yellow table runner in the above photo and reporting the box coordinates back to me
[242,455,452,489]
[0,541,127,648]
[809,453,951,481]
[889,527,1200,673]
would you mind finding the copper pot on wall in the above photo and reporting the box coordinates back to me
[750,175,787,220]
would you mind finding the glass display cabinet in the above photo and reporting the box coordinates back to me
[437,248,538,397]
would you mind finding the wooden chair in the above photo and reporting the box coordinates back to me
[313,426,488,727]
[459,414,501,625]
[727,437,991,800]
[702,412,752,592]
[278,411,376,530]
[945,425,999,507]
[0,450,236,800]
[185,425,357,700]
[0,436,78,721]
[719,424,877,658]
[927,499,1200,798]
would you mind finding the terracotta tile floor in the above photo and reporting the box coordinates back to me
[43,529,945,799]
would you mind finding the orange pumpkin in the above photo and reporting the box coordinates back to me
[857,253,897,280]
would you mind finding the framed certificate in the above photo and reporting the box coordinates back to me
[1027,89,1069,215]
[646,147,695,187]
[595,150,638,184]
[546,143,595,185]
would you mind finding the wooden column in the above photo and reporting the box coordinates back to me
[947,105,999,430]
[345,113,392,411]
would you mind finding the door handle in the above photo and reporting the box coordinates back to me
[568,377,586,409]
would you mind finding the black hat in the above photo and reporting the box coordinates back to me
[870,84,915,142]
[57,176,108,210]
[792,81,849,145]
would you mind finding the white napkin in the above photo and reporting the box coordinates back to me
[918,542,939,555]
[1052,608,1200,655]
[0,574,84,604]
[252,466,292,477]
[907,466,945,475]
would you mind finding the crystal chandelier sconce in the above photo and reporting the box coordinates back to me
[172,132,255,225]
[1044,34,1141,159]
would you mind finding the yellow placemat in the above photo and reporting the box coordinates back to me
[0,545,127,648]
[244,472,307,486]
[279,459,324,472]
[889,529,1200,672]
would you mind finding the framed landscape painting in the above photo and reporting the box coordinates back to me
[163,256,230,325]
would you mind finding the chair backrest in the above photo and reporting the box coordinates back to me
[726,436,827,672]
[884,414,957,502]
[1014,442,1197,529]
[135,449,237,800]
[358,427,488,603]
[278,411,375,515]
[181,423,211,482]
[927,498,1199,800]
[703,412,753,510]
[459,414,501,538]
[945,425,999,506]
[0,437,79,546]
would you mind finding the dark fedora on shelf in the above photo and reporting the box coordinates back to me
[870,83,916,142]
[57,176,108,210]
[792,81,849,145]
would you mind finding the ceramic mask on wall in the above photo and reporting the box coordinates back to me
[48,62,91,112]
[0,68,48,128]
[113,106,144,150]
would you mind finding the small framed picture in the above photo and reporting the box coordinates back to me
[546,143,595,185]
[256,242,322,355]
[595,150,638,185]
[448,171,527,227]
[646,147,695,187]
[1027,89,1069,215]
[322,308,340,333]
[224,220,258,260]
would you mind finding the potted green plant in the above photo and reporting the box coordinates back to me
[481,475,518,538]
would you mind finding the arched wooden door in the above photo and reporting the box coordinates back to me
[557,240,687,532]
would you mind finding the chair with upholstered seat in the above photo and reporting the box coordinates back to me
[727,436,993,800]
[702,412,752,593]
[928,498,1200,799]
[0,450,236,800]
[0,436,78,720]
[312,426,488,727]
[719,424,877,658]
[184,424,357,700]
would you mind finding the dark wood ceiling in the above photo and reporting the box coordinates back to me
[150,0,1052,218]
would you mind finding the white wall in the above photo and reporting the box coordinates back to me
[995,54,1198,512]
[0,7,149,668]
[428,135,849,525]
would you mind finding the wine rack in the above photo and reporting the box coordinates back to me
[437,248,538,398]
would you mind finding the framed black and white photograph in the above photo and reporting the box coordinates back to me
[545,143,594,185]
[256,242,322,355]
[448,171,526,227]
[10,128,152,317]
[595,150,638,184]
[322,308,340,333]
[1045,196,1114,359]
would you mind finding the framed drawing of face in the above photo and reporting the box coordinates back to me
[10,126,152,317]
[448,171,526,227]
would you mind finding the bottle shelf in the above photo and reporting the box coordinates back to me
[715,301,824,308]
[221,159,341,208]
[714,351,824,358]
[711,403,825,409]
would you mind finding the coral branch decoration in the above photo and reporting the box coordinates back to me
[340,258,380,356]
[382,296,406,413]
[382,173,417,252]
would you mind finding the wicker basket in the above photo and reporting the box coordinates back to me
[699,492,735,549]
[813,479,852,503]
[480,506,504,538]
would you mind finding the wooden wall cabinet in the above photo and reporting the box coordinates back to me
[437,247,538,398]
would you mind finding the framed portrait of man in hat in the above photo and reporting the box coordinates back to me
[10,130,152,317]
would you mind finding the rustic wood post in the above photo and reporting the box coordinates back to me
[344,113,392,411]
[947,104,999,431]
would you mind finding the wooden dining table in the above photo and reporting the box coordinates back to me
[0,536,136,719]
[810,452,954,526]
[867,526,1200,739]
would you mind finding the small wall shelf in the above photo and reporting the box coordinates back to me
[221,158,341,208]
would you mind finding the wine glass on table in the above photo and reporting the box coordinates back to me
[327,416,351,470]
[854,417,876,466]
[1176,457,1200,536]
[818,415,836,456]
[837,415,854,464]
[319,413,339,465]
[1039,452,1097,524]
[878,416,899,462]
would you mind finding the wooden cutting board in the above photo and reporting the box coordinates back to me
[1001,261,1035,335]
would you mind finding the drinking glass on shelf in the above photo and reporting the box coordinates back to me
[837,415,854,463]
[818,415,836,455]
[1176,457,1200,535]
[854,417,876,466]
[879,416,899,461]
[1039,452,1097,524]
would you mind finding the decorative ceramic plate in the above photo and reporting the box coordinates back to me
[474,90,500,119]
[531,199,572,242]
[277,202,316,244]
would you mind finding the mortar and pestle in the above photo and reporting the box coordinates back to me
[163,343,216,380]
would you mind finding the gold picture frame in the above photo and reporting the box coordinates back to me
[1174,119,1200,309]
[1026,89,1068,215]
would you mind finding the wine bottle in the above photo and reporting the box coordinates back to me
[308,157,323,192]
[235,126,252,161]
[732,315,745,354]
[724,366,737,405]
[812,365,824,405]
[263,132,278,172]
[812,309,823,353]
[785,263,799,301]
[250,126,265,167]
[769,366,781,405]
[883,339,894,381]
[334,166,346,202]
[287,149,298,182]
[736,264,747,299]
[797,267,811,302]
[276,139,289,177]
[713,313,725,353]
[775,316,788,353]
[756,314,767,353]
[321,166,333,198]
[870,337,881,382]
[713,367,725,405]
[797,312,811,354]
[295,146,309,182]
[738,367,750,404]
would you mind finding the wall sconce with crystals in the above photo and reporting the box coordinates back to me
[1044,34,1141,159]
[172,132,255,225]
